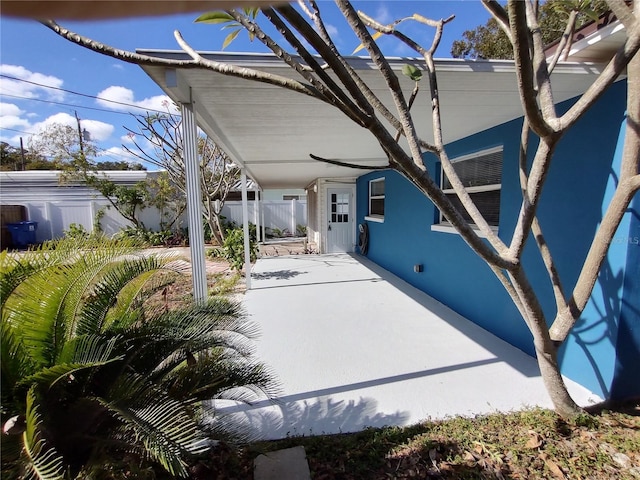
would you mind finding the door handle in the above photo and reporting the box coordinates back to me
[328,224,332,231]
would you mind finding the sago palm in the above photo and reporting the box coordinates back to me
[1,238,275,479]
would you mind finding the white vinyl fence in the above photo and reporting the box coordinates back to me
[222,199,307,237]
[0,171,165,244]
[1,172,308,246]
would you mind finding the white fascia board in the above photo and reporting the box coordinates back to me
[567,21,625,58]
[138,49,606,76]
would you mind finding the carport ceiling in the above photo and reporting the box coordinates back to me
[138,52,604,189]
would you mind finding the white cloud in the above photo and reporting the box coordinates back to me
[29,112,114,142]
[80,119,115,142]
[0,103,23,117]
[325,24,339,39]
[0,103,29,143]
[96,86,176,114]
[375,3,392,25]
[0,64,65,101]
[98,145,139,161]
[0,114,30,130]
[96,86,135,107]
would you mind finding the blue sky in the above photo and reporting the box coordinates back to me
[0,1,491,168]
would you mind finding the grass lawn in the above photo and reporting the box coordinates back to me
[194,401,639,479]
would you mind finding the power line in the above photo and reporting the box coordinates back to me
[0,126,137,163]
[0,92,134,116]
[0,74,178,115]
[0,127,33,136]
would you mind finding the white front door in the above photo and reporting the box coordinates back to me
[327,187,354,253]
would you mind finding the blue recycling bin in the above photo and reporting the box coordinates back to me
[6,221,38,248]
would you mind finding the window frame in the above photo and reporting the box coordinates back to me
[365,177,385,223]
[433,146,502,236]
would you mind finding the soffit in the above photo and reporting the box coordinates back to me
[138,52,604,189]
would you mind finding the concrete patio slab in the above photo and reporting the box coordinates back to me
[216,254,601,440]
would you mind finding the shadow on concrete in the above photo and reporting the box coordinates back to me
[216,357,509,418]
[253,270,308,281]
[217,395,409,439]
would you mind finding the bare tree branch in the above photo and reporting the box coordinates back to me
[309,154,389,170]
[533,217,569,314]
[225,8,366,128]
[274,4,376,120]
[173,29,327,101]
[41,19,198,68]
[547,10,578,70]
[336,0,422,165]
[354,2,510,256]
[353,10,506,248]
[524,0,558,126]
[509,138,559,260]
[606,0,637,29]
[558,26,640,130]
[508,1,555,137]
[481,0,514,43]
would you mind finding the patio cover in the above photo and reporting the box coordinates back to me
[138,52,606,189]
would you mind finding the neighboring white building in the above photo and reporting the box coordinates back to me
[0,170,165,244]
[261,188,307,201]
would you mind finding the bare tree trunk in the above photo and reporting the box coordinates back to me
[508,266,582,416]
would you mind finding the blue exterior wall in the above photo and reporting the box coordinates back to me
[356,81,639,398]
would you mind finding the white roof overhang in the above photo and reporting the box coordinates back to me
[138,52,605,189]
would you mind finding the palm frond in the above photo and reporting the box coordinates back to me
[121,299,259,378]
[0,239,133,310]
[2,240,150,367]
[58,248,149,341]
[0,243,70,309]
[76,255,180,335]
[101,270,172,331]
[57,333,121,365]
[1,312,35,394]
[98,374,209,478]
[164,350,278,403]
[20,387,66,480]
[16,357,122,393]
[3,263,81,368]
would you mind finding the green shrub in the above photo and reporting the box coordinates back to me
[63,222,90,239]
[267,227,289,238]
[210,228,258,272]
[114,226,187,247]
[296,224,307,236]
[0,238,274,479]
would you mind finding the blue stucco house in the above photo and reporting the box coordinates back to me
[140,14,638,402]
[355,78,638,400]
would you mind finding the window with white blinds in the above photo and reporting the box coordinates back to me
[368,178,385,218]
[439,147,503,228]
